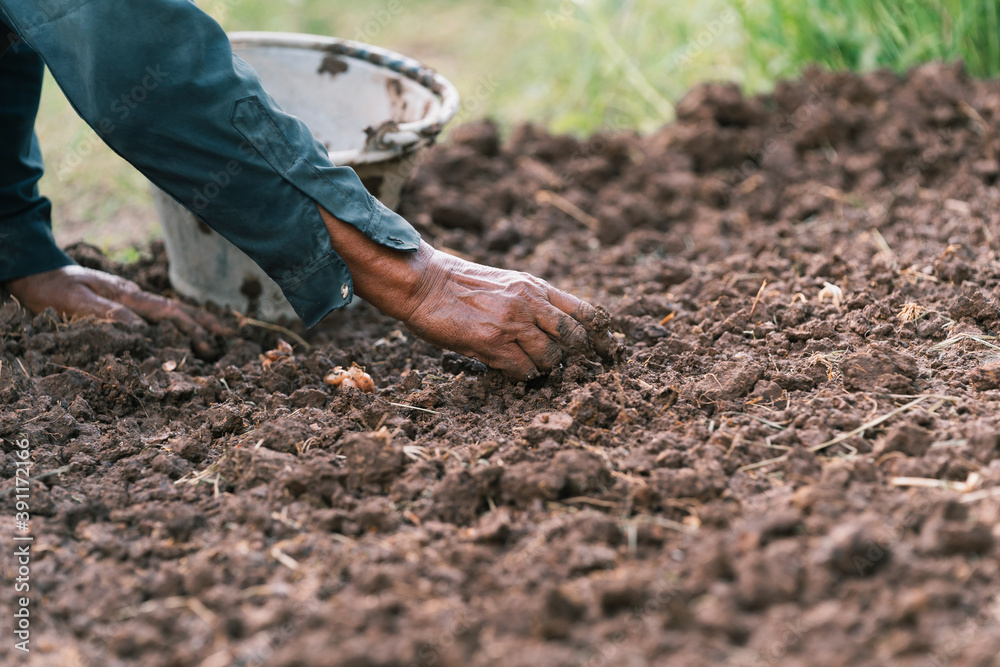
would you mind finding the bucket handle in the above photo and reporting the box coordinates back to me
[364,120,422,152]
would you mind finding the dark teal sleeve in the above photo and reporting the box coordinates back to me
[0,31,74,284]
[0,0,421,326]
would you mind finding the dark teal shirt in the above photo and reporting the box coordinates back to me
[0,0,421,326]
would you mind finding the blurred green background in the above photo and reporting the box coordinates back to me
[35,0,1000,257]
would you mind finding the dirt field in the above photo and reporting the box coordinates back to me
[4,63,1000,666]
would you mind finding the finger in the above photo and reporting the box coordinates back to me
[82,271,231,339]
[534,306,590,355]
[516,327,565,374]
[62,284,145,326]
[74,270,187,324]
[75,270,216,355]
[477,341,539,381]
[74,269,146,302]
[544,287,607,347]
[191,309,235,336]
[546,288,623,362]
[547,286,595,324]
[159,298,233,337]
[80,273,208,337]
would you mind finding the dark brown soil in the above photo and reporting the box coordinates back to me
[5,62,1000,666]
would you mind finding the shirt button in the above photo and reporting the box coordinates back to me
[341,284,350,299]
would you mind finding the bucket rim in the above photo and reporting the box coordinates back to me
[229,31,461,165]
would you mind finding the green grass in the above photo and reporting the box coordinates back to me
[737,0,1000,80]
[33,0,1000,251]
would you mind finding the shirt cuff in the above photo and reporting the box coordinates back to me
[275,248,353,328]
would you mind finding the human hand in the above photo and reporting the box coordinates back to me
[5,266,231,356]
[396,245,622,380]
[320,207,622,380]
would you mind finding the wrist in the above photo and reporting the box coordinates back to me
[317,205,429,320]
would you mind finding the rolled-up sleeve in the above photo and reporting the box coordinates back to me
[0,0,420,326]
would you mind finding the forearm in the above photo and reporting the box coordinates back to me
[318,205,429,321]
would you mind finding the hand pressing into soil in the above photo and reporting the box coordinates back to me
[320,207,623,380]
[2,215,622,378]
[4,266,232,357]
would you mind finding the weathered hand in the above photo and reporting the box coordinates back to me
[5,266,231,356]
[320,207,622,380]
[397,245,620,379]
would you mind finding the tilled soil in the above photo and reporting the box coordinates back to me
[4,63,1000,666]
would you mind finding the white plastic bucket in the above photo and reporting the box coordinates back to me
[152,32,460,322]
